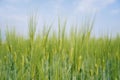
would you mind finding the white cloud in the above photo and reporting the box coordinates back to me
[0,12,28,25]
[0,5,23,23]
[52,0,64,15]
[76,0,116,14]
[111,9,120,15]
[0,3,28,24]
[0,5,17,12]
[4,0,31,3]
[102,0,116,6]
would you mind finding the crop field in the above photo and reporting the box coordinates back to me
[0,17,120,80]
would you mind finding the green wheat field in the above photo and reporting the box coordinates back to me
[0,16,120,80]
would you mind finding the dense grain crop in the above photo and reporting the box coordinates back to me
[0,17,120,80]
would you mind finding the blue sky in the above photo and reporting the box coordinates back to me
[0,0,120,38]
